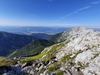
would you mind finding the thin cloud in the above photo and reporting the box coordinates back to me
[83,6,90,9]
[78,6,90,11]
[90,1,100,4]
[73,11,78,13]
[60,6,90,20]
[55,1,99,22]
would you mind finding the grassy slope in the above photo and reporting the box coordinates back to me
[25,41,66,62]
[8,39,54,58]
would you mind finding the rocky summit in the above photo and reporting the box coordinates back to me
[2,27,100,75]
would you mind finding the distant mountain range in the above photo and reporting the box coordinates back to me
[0,26,73,35]
[0,32,36,56]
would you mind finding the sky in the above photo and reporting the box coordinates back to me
[0,0,100,27]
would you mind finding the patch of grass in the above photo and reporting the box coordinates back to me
[47,62,60,73]
[60,50,83,69]
[91,54,99,60]
[85,63,89,67]
[71,50,83,60]
[72,37,75,40]
[30,52,46,59]
[56,70,64,75]
[77,62,82,67]
[65,40,70,44]
[85,45,91,50]
[0,57,14,66]
[0,57,14,74]
[76,50,83,55]
[61,54,72,63]
[39,67,46,73]
[44,54,56,64]
[21,58,36,65]
[77,61,89,69]
[8,50,17,58]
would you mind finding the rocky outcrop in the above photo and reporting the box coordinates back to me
[41,27,100,75]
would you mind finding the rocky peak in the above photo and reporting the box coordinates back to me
[41,27,100,75]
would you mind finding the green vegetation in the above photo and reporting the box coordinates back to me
[61,54,72,63]
[77,62,89,69]
[27,49,47,60]
[72,37,75,40]
[77,62,83,67]
[0,32,36,56]
[39,67,46,73]
[27,41,64,61]
[91,54,99,60]
[47,62,60,73]
[61,50,83,68]
[47,32,62,43]
[71,50,83,60]
[0,57,14,65]
[0,57,14,74]
[65,40,70,44]
[21,58,36,65]
[9,39,54,58]
[21,38,70,67]
[56,70,64,75]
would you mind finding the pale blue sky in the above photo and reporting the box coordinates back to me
[0,0,100,27]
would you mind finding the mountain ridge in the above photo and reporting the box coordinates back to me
[47,27,87,43]
[0,31,36,56]
[39,27,100,75]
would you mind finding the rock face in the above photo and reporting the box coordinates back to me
[48,27,87,43]
[3,27,100,75]
[41,27,100,75]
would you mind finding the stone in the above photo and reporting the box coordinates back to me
[14,57,17,60]
[3,69,7,73]
[17,61,22,66]
[21,66,35,74]
[39,65,44,71]
[30,69,34,74]
[21,63,27,68]
[11,64,23,75]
